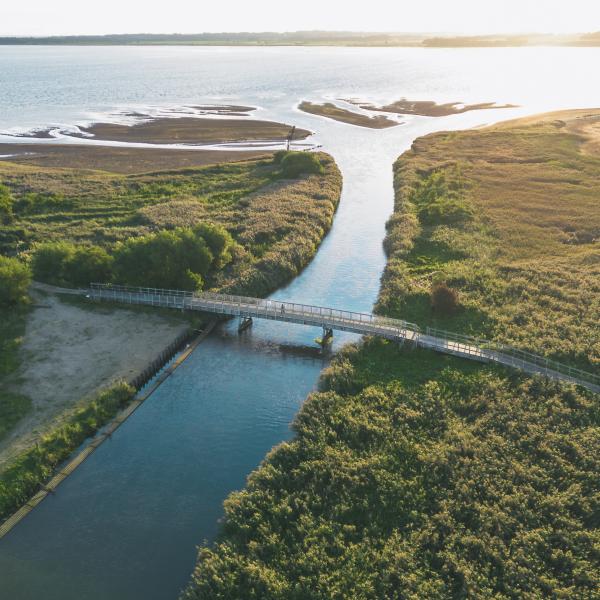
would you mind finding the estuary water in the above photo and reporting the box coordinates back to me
[0,46,599,599]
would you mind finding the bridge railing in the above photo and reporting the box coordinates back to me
[195,290,420,335]
[91,283,193,298]
[426,326,600,388]
[90,283,421,337]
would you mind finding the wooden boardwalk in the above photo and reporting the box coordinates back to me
[89,284,600,393]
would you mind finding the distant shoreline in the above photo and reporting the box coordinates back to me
[1,32,599,48]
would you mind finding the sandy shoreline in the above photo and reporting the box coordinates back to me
[0,113,313,172]
[76,117,311,145]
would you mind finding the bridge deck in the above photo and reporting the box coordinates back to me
[88,284,599,394]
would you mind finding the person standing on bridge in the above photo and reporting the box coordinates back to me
[281,304,285,315]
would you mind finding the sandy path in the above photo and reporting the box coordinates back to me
[0,290,189,469]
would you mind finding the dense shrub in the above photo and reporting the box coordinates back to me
[280,152,323,178]
[192,223,235,268]
[113,224,234,290]
[68,246,114,286]
[273,150,289,164]
[410,166,473,225]
[0,183,14,224]
[30,240,76,284]
[30,223,235,290]
[184,361,600,600]
[430,281,459,314]
[0,256,31,306]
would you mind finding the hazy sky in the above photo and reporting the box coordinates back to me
[1,0,599,37]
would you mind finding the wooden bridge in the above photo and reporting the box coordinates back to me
[88,283,600,393]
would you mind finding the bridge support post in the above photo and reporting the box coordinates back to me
[238,316,253,333]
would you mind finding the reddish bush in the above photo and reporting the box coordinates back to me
[431,281,459,315]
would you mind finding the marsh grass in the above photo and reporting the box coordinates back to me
[378,120,600,370]
[0,306,32,442]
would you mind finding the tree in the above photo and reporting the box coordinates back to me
[193,223,235,268]
[113,228,214,290]
[0,256,31,305]
[431,281,459,315]
[68,246,113,286]
[31,241,76,284]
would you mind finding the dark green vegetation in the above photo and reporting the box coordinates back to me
[0,32,597,47]
[278,150,324,178]
[0,255,31,306]
[31,224,233,290]
[0,305,31,446]
[185,111,600,598]
[0,257,32,445]
[298,102,398,129]
[0,383,134,520]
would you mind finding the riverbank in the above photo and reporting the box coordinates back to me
[0,289,190,471]
[184,109,600,598]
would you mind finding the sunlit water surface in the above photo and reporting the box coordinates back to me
[0,46,599,600]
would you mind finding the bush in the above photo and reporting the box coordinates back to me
[280,152,323,178]
[68,246,114,286]
[418,197,473,224]
[431,281,459,314]
[193,223,235,268]
[31,241,76,284]
[273,150,290,164]
[113,223,235,290]
[0,256,31,306]
[0,184,14,224]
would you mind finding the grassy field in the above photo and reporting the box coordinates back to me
[0,153,341,296]
[184,111,600,599]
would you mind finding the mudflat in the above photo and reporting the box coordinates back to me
[77,116,311,144]
[0,143,273,174]
[298,101,399,128]
[347,98,517,117]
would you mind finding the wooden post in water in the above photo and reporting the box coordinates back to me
[238,316,253,333]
